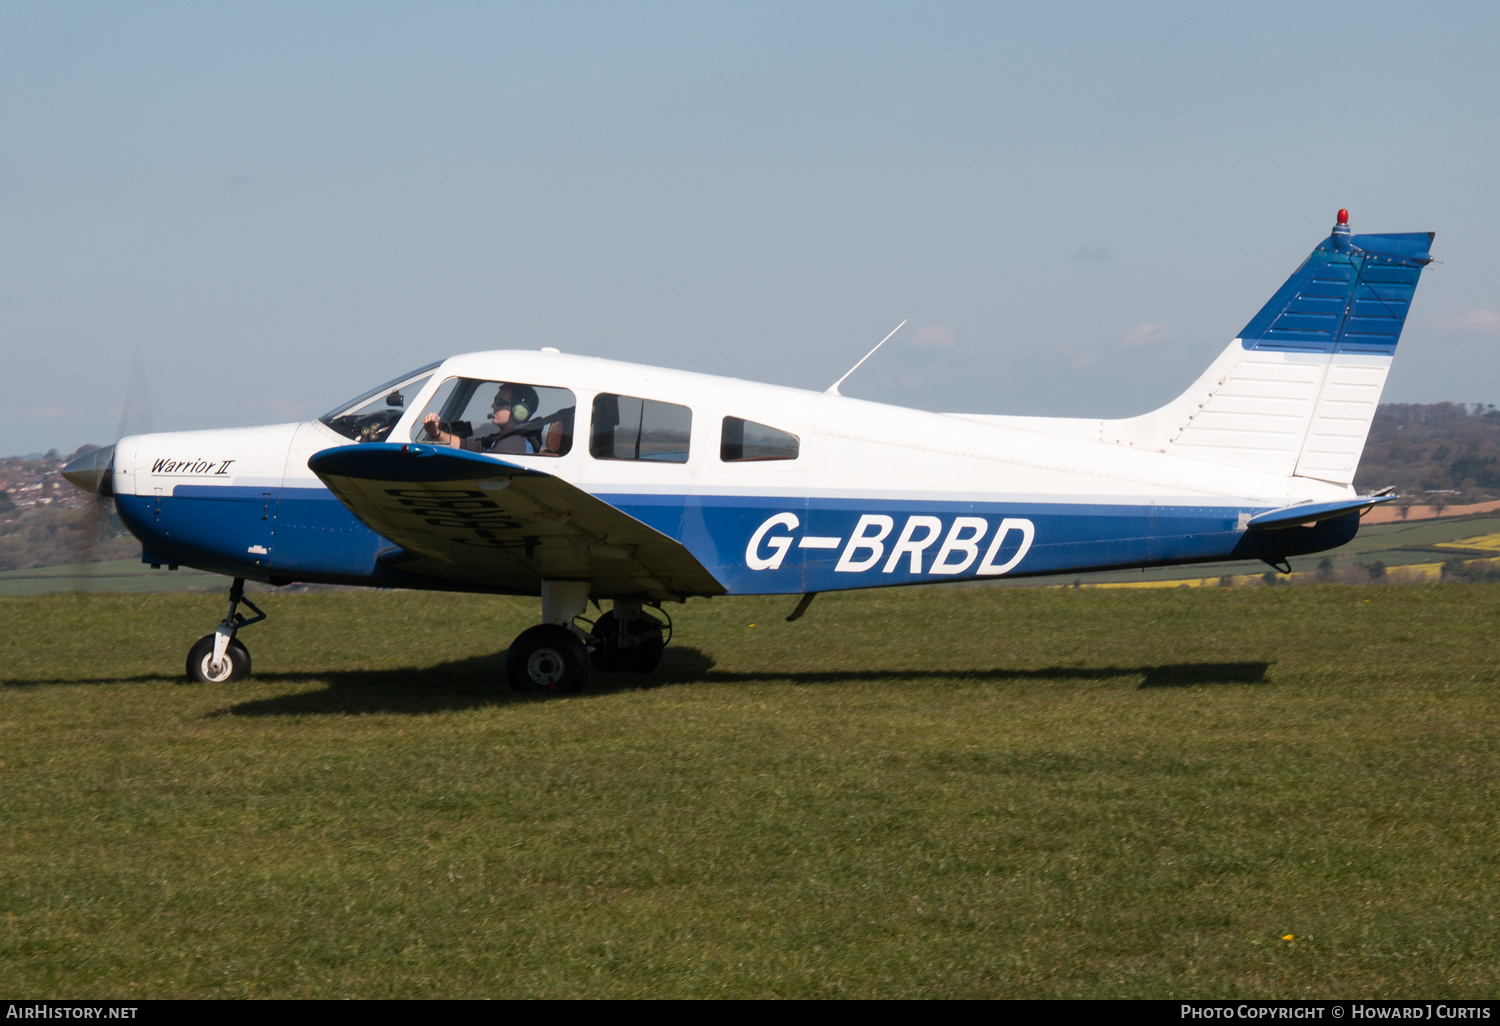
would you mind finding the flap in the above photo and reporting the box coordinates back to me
[1246,495,1396,530]
[308,443,725,600]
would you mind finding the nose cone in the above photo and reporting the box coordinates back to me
[62,444,115,495]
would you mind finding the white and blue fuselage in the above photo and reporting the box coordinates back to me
[109,350,1354,596]
[89,219,1432,602]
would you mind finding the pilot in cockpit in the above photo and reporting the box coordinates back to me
[422,383,538,454]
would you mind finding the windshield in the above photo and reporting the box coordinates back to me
[319,362,441,443]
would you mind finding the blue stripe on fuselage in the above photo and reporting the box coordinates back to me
[117,485,1358,594]
[117,484,387,584]
[599,493,1357,595]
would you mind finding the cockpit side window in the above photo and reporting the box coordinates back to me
[721,417,799,462]
[590,394,692,463]
[319,363,440,443]
[410,378,575,457]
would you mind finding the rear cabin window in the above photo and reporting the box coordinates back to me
[590,394,692,463]
[411,378,575,457]
[721,417,799,462]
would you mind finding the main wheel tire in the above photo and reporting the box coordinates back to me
[589,611,625,671]
[186,634,252,683]
[506,624,591,696]
[589,611,665,674]
[623,632,665,673]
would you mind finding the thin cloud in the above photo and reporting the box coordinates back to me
[1120,323,1168,347]
[1072,246,1112,262]
[911,326,956,350]
[1441,308,1500,336]
[1055,343,1096,370]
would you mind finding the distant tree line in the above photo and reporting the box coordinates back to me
[1354,402,1500,501]
[0,506,138,572]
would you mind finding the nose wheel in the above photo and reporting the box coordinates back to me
[185,577,265,684]
[187,634,252,683]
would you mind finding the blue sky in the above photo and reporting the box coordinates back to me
[3,2,1497,456]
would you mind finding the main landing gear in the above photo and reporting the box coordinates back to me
[181,577,667,695]
[186,577,266,683]
[589,603,667,674]
[504,581,670,696]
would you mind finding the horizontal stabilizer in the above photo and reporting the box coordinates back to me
[1246,495,1397,530]
[308,443,725,599]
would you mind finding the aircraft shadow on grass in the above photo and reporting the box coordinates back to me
[2,652,1270,717]
[216,653,1273,716]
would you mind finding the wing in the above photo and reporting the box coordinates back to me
[308,443,725,600]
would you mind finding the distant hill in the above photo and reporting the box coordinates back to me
[1355,403,1500,501]
[0,449,137,572]
[0,506,140,572]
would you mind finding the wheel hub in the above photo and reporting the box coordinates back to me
[526,647,566,686]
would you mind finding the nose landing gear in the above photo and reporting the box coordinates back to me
[186,577,266,683]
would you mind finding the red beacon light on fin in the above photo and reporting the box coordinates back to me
[1337,208,1349,226]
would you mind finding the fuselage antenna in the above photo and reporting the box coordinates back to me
[825,319,908,396]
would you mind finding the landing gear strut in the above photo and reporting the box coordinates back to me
[506,581,592,696]
[504,583,671,696]
[186,577,266,683]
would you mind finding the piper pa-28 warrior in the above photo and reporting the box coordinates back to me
[64,210,1433,694]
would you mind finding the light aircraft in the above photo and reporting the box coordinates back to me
[63,210,1433,694]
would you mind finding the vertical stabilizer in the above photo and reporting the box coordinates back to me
[1099,212,1433,484]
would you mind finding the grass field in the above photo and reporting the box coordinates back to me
[1,585,1497,998]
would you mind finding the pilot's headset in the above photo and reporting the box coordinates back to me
[497,384,539,423]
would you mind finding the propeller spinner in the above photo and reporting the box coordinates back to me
[61,444,115,496]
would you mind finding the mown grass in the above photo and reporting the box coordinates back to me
[1,584,1496,998]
